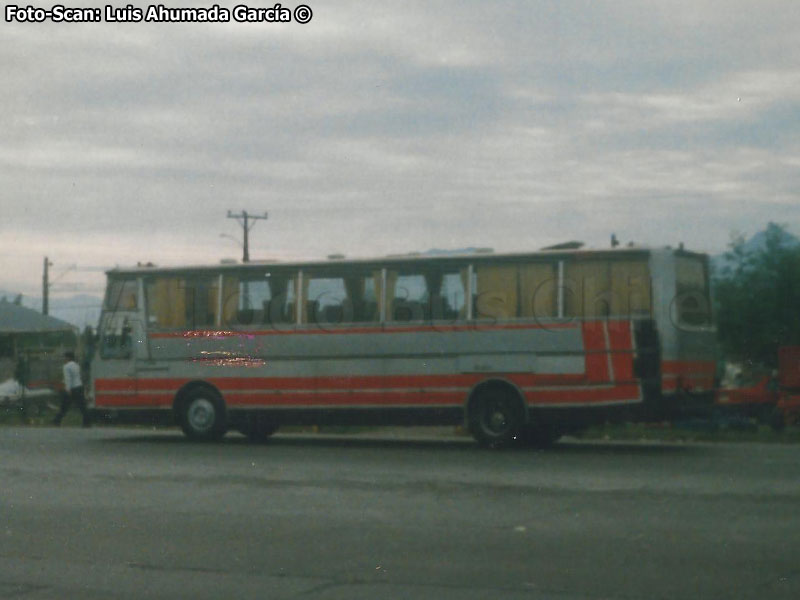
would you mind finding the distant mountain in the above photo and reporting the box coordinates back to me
[423,247,494,255]
[47,294,103,329]
[0,290,35,311]
[0,290,101,329]
[711,223,799,275]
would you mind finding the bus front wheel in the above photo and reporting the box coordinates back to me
[468,386,524,448]
[179,387,227,441]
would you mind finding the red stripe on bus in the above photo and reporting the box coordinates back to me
[93,390,463,409]
[95,393,174,407]
[94,383,641,409]
[662,372,714,381]
[527,383,640,405]
[95,379,138,392]
[582,322,610,383]
[95,372,589,393]
[662,360,716,374]
[608,322,634,381]
[223,391,465,407]
[661,376,714,392]
[214,374,481,391]
[660,360,715,392]
[147,321,582,339]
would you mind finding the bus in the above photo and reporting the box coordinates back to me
[89,246,717,446]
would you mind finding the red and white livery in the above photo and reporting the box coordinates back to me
[90,246,716,445]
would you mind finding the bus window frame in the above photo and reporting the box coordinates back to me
[674,254,713,328]
[472,258,562,323]
[125,251,661,335]
[300,266,383,328]
[559,256,653,321]
[142,273,220,332]
[384,262,470,324]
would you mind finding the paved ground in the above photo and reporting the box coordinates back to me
[1,426,799,599]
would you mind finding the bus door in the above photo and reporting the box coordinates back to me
[97,278,148,407]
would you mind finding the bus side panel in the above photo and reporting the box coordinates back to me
[95,320,646,426]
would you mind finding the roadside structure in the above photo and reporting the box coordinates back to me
[0,298,77,388]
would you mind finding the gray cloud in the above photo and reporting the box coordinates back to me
[1,0,798,300]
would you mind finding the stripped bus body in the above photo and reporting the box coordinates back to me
[90,246,716,446]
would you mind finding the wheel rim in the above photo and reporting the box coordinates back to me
[187,398,216,433]
[484,398,512,435]
[488,409,508,432]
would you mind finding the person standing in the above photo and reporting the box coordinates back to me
[53,351,90,427]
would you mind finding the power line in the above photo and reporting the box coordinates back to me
[44,304,102,310]
[42,257,52,315]
[226,210,268,263]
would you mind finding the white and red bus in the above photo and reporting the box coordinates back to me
[89,246,716,446]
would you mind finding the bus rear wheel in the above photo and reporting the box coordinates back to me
[468,386,524,448]
[179,387,226,441]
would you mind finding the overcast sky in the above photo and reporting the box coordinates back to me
[2,0,798,304]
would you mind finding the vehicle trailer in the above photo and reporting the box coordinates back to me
[772,347,800,431]
[714,347,800,431]
[715,374,778,423]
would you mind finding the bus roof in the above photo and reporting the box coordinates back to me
[105,246,708,277]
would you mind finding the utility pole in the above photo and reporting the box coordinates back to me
[42,256,53,315]
[226,210,268,263]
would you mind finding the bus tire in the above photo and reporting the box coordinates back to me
[468,385,524,448]
[178,386,226,441]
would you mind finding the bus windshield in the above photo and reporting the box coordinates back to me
[675,256,711,326]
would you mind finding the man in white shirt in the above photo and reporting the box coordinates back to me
[53,351,90,427]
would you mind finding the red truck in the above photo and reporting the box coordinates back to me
[714,346,800,430]
[772,346,800,431]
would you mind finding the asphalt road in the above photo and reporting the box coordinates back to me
[2,427,799,599]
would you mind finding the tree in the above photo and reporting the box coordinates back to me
[714,223,800,367]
